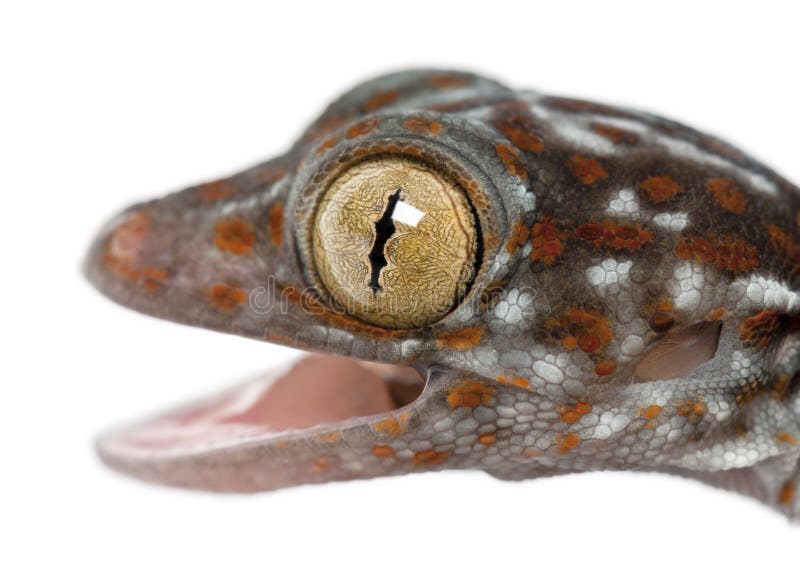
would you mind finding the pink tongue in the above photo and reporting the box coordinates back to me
[219,355,396,430]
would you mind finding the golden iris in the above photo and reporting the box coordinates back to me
[312,157,479,329]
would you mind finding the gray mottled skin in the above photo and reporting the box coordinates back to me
[85,70,800,518]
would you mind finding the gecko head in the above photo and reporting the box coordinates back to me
[83,70,760,502]
[82,72,546,491]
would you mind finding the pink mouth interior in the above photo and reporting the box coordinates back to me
[102,355,425,455]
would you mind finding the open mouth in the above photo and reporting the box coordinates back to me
[98,354,427,462]
[84,88,495,491]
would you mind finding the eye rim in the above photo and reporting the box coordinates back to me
[290,125,510,333]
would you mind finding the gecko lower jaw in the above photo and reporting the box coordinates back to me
[97,352,427,463]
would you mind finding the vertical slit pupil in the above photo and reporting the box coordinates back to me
[368,188,402,293]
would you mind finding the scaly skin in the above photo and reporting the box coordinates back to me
[84,69,800,518]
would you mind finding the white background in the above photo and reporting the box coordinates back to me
[3,1,799,570]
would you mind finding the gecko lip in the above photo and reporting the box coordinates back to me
[96,354,427,467]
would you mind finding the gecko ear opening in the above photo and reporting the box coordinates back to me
[634,321,723,382]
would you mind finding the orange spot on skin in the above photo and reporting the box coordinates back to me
[594,360,617,376]
[102,211,167,292]
[136,268,166,293]
[556,432,581,453]
[215,219,256,255]
[373,416,407,435]
[372,445,394,457]
[548,309,613,354]
[576,221,653,250]
[312,457,329,472]
[437,326,484,351]
[317,135,338,154]
[568,155,607,185]
[106,212,150,257]
[478,433,497,446]
[364,90,398,112]
[560,402,592,423]
[591,123,639,145]
[707,177,747,214]
[656,299,674,312]
[676,398,707,421]
[639,175,682,203]
[777,432,798,445]
[428,73,471,90]
[206,284,247,310]
[739,310,782,347]
[578,334,602,353]
[506,222,531,254]
[531,217,567,265]
[313,431,341,443]
[642,405,662,420]
[403,117,442,135]
[498,376,530,389]
[267,202,284,246]
[346,117,379,138]
[493,112,545,152]
[705,307,730,322]
[413,449,452,466]
[197,178,236,201]
[767,224,800,274]
[779,482,796,505]
[446,381,495,409]
[495,143,527,179]
[675,235,759,273]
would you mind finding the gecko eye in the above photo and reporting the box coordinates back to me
[312,156,480,329]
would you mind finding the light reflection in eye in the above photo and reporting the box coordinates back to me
[391,200,425,227]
